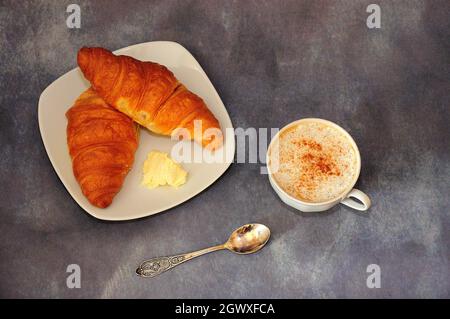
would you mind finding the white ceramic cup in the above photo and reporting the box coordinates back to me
[266,118,371,212]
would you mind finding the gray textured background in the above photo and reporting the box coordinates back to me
[1,0,449,298]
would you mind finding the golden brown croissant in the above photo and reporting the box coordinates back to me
[77,47,222,150]
[66,88,139,208]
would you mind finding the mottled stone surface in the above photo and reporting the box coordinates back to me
[0,0,449,298]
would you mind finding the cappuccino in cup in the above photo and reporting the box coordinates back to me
[267,118,370,212]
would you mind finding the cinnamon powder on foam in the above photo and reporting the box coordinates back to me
[272,122,357,203]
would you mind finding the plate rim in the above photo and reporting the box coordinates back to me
[38,40,235,221]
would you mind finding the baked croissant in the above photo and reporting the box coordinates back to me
[77,47,222,150]
[66,88,139,208]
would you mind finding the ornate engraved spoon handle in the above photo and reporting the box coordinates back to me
[136,244,225,278]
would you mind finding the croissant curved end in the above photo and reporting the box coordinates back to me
[91,194,114,208]
[77,47,91,73]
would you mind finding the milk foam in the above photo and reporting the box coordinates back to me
[271,121,358,203]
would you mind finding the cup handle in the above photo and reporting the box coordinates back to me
[340,189,371,211]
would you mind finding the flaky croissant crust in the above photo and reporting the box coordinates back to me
[78,47,222,150]
[66,88,139,208]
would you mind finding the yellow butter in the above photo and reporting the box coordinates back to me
[142,151,187,189]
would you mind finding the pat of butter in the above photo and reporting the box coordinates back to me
[142,151,187,189]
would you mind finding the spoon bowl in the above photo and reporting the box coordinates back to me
[225,224,271,254]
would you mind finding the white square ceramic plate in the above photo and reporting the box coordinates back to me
[38,41,235,221]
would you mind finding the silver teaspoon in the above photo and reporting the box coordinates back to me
[136,223,271,278]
